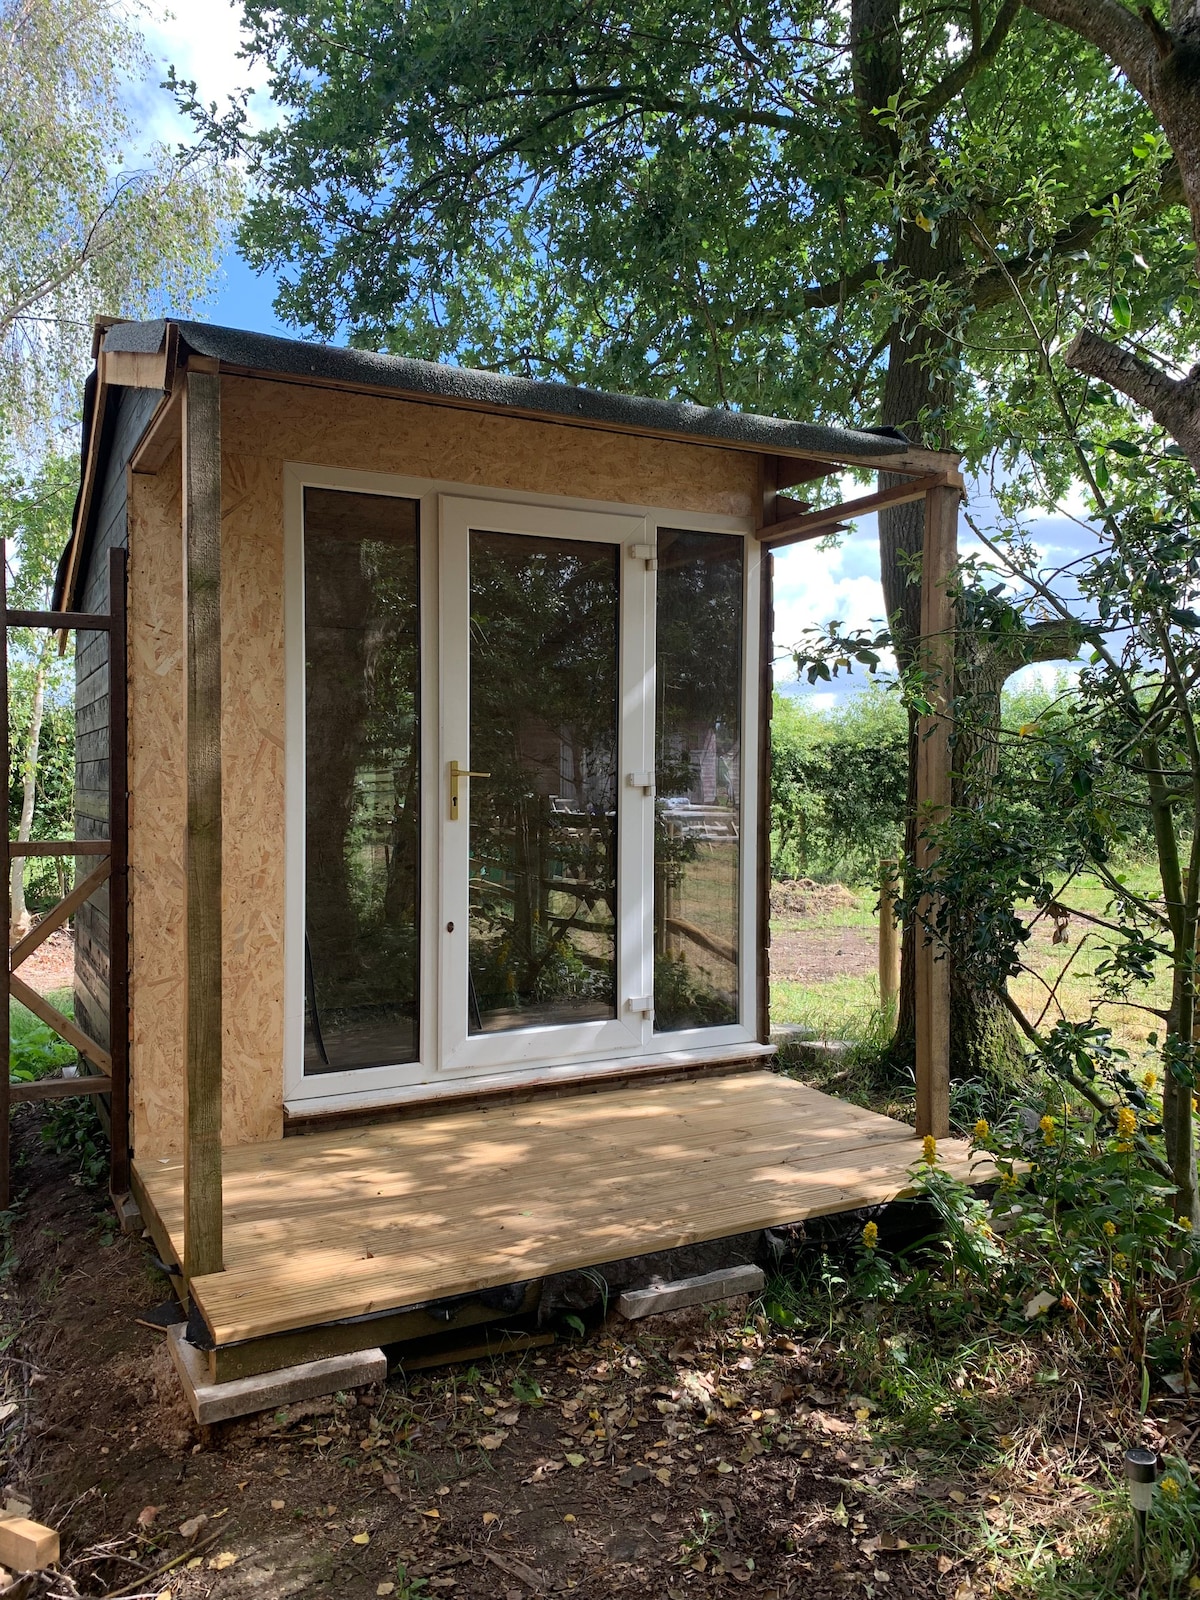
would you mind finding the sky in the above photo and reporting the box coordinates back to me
[125,3,1095,710]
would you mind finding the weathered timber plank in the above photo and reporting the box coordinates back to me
[182,368,223,1279]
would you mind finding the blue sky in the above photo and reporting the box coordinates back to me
[130,3,1093,708]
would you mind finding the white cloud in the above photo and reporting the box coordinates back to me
[771,514,896,699]
[121,0,275,151]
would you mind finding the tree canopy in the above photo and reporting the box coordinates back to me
[1,0,240,447]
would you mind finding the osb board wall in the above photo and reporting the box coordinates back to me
[220,375,760,518]
[127,443,286,1159]
[129,373,759,1160]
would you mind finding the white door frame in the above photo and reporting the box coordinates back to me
[437,494,650,1074]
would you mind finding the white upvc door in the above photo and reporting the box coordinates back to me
[438,495,654,1075]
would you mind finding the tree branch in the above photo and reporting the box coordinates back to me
[1065,326,1200,469]
[916,0,1024,122]
[1020,0,1160,99]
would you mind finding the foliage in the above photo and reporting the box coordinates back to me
[194,0,1189,482]
[0,0,239,446]
[771,687,908,881]
[40,1094,107,1189]
[9,991,75,1083]
[1,457,77,912]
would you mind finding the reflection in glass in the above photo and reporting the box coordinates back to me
[654,529,743,1030]
[468,530,619,1032]
[303,488,420,1072]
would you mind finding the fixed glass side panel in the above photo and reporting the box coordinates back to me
[303,488,420,1073]
[468,529,620,1033]
[654,528,744,1031]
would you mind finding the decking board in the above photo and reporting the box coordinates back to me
[135,1072,985,1346]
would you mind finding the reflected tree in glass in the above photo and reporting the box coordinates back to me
[654,529,743,1030]
[467,530,619,1032]
[303,488,420,1072]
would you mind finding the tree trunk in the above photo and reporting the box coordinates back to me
[10,642,48,941]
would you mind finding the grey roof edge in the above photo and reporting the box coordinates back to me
[101,317,912,463]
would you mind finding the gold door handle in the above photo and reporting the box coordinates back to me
[449,760,490,820]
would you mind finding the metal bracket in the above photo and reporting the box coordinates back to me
[627,996,654,1017]
[630,543,658,570]
[627,771,655,794]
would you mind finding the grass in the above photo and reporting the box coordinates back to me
[770,858,1173,1069]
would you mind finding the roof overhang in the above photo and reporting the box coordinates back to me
[57,316,962,610]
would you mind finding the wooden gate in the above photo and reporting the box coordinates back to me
[0,545,129,1209]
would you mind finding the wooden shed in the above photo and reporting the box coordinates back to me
[12,317,969,1382]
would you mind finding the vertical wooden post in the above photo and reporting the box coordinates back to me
[107,548,130,1196]
[1,544,10,1212]
[182,368,223,1278]
[757,459,778,1045]
[878,857,900,1012]
[914,484,958,1140]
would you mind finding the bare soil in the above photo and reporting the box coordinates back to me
[0,1117,1001,1600]
[17,928,73,998]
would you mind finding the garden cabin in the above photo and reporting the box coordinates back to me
[41,317,969,1380]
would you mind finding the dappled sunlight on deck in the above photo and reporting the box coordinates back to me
[135,1071,984,1347]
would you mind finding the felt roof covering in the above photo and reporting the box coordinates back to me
[102,317,911,462]
[56,314,918,608]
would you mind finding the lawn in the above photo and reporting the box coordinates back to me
[770,860,1169,1077]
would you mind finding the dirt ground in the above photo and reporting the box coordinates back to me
[19,930,74,998]
[0,1115,1051,1600]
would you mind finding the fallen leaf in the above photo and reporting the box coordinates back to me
[831,1500,849,1527]
[377,1586,396,1597]
[563,1514,576,1523]
[479,1432,508,1451]
[137,1506,159,1529]
[422,1509,440,1519]
[483,1512,499,1526]
[565,1453,585,1468]
[155,1591,172,1600]
[352,1532,370,1546]
[716,1461,734,1475]
[1024,1291,1057,1321]
[271,1500,285,1511]
[937,1555,954,1575]
[0,1403,17,1425]
[178,1514,207,1541]
[185,1558,203,1571]
[655,1468,672,1485]
[208,1551,238,1571]
[947,1490,967,1506]
[497,1409,520,1426]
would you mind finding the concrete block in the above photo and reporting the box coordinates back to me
[167,1325,386,1425]
[617,1263,765,1321]
[0,1514,59,1571]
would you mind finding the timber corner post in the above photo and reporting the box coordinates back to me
[914,477,960,1142]
[182,362,224,1279]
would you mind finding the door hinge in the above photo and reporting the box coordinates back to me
[627,996,654,1017]
[630,542,658,570]
[627,771,655,794]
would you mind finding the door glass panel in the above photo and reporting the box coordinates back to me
[468,530,619,1033]
[654,529,743,1030]
[303,488,420,1073]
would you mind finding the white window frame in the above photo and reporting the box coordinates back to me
[282,463,763,1115]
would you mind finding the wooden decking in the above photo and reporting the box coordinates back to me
[135,1071,982,1352]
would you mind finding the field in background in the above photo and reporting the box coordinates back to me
[771,861,1169,1072]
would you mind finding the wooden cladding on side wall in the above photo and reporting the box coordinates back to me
[123,374,760,1161]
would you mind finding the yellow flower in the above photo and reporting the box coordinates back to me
[862,1221,878,1251]
[922,1134,938,1165]
[1103,1219,1117,1238]
[1177,1215,1194,1232]
[1116,1141,1133,1154]
[1160,1476,1181,1500]
[1113,1252,1128,1270]
[1109,1345,1122,1360]
[1142,1070,1156,1090]
[973,1118,990,1142]
[1116,1105,1137,1140]
[1039,1114,1056,1145]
